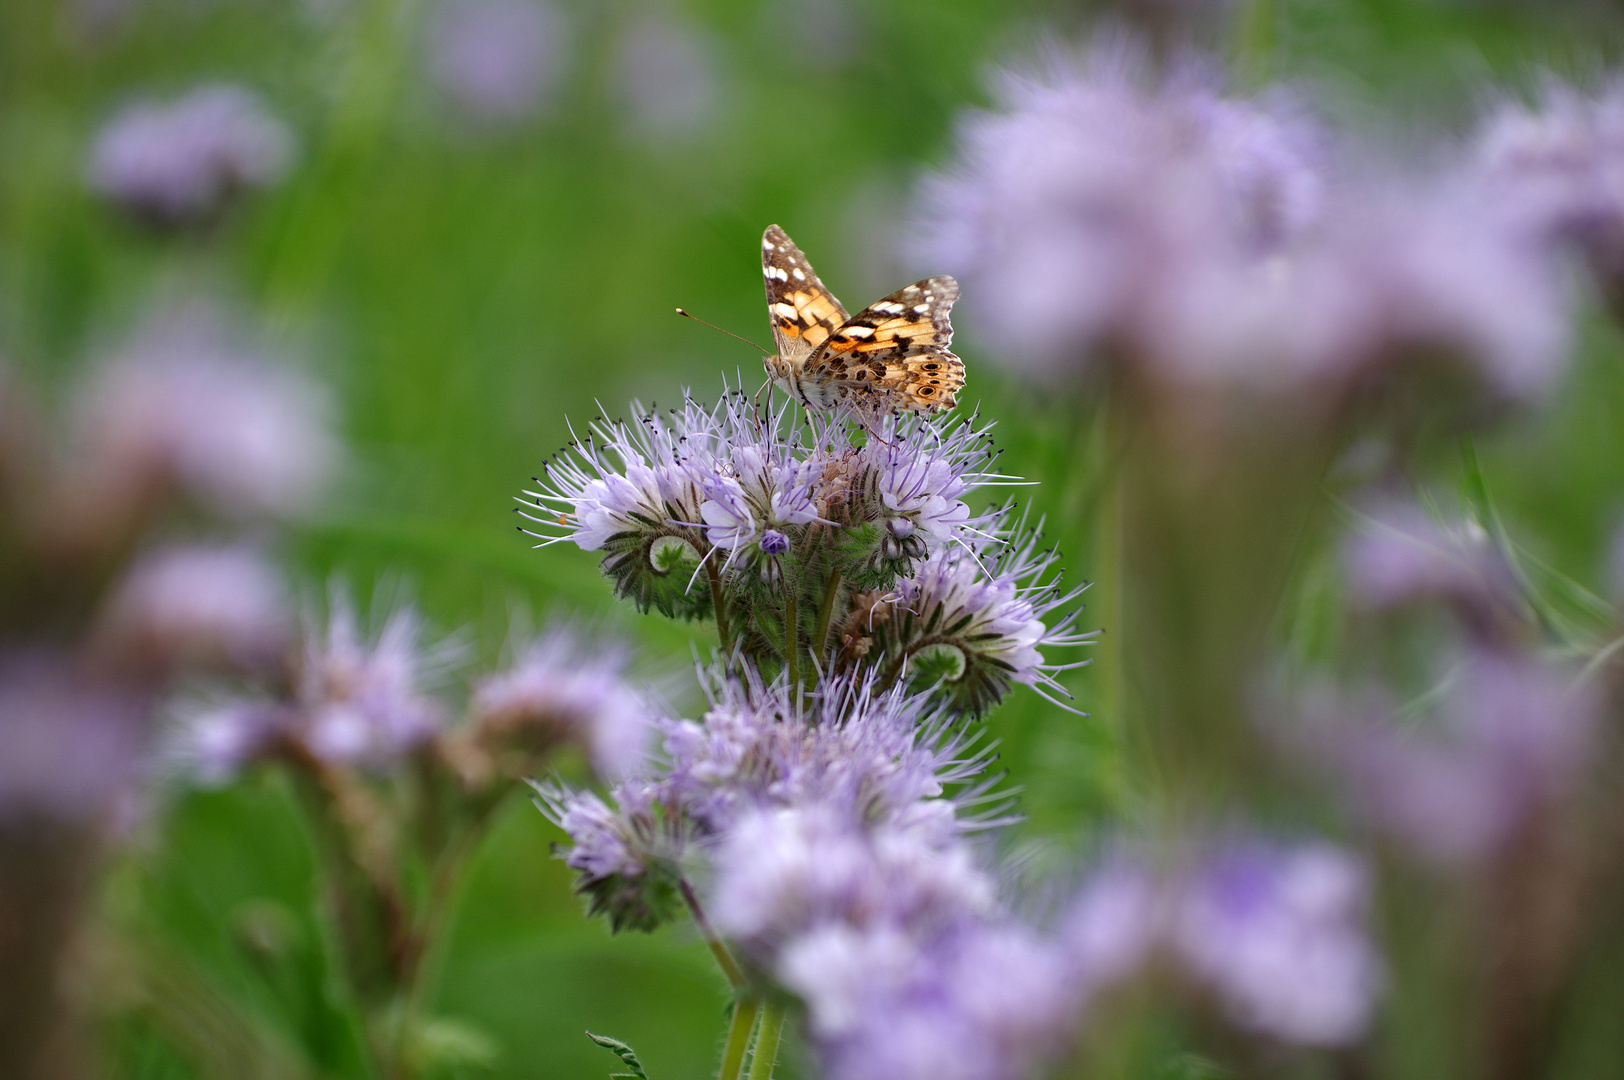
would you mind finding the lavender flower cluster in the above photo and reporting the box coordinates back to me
[523,391,1088,712]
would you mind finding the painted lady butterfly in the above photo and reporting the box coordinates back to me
[761,224,965,414]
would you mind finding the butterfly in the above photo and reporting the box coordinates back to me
[760,224,965,415]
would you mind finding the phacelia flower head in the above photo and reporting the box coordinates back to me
[1342,499,1521,639]
[94,543,290,678]
[467,630,654,779]
[1057,837,1383,1048]
[914,36,1326,380]
[87,84,294,228]
[1174,840,1382,1046]
[535,778,689,933]
[870,517,1093,714]
[918,36,1573,410]
[1292,648,1595,866]
[1471,76,1624,312]
[294,593,455,767]
[69,304,337,526]
[524,393,1009,612]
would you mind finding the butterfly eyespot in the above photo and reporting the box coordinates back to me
[919,386,935,396]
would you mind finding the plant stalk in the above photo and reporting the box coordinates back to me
[719,996,762,1080]
[812,568,843,670]
[706,555,732,655]
[784,588,800,688]
[747,998,787,1080]
[680,878,747,990]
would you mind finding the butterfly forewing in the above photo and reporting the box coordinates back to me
[762,224,849,365]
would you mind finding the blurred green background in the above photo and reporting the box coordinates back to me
[4,0,1624,1076]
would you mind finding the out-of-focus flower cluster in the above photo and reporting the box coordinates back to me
[87,84,294,230]
[915,38,1574,414]
[523,392,1090,714]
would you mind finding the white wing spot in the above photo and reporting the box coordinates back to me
[840,325,875,338]
[873,302,905,315]
[766,266,788,280]
[764,238,776,250]
[913,304,930,314]
[792,268,806,281]
[771,302,798,320]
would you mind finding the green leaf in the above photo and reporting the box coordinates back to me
[586,1031,651,1080]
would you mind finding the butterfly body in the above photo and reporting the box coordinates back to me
[761,224,965,415]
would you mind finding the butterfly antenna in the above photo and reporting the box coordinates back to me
[676,308,772,357]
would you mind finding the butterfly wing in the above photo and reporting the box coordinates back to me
[762,224,849,367]
[807,276,965,413]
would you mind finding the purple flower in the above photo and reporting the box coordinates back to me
[656,665,990,836]
[535,777,689,933]
[1292,649,1595,866]
[1057,839,1383,1048]
[760,529,790,556]
[70,304,336,523]
[524,394,1009,612]
[709,803,994,950]
[295,595,453,767]
[165,699,285,786]
[470,631,653,778]
[1175,841,1381,1046]
[427,0,564,124]
[914,37,1325,379]
[1471,77,1624,306]
[1342,499,1519,634]
[94,544,290,676]
[87,84,294,227]
[793,919,1082,1080]
[916,37,1573,406]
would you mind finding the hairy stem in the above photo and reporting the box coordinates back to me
[680,878,747,990]
[706,555,732,655]
[719,996,762,1080]
[748,998,787,1080]
[812,569,843,673]
[784,588,800,688]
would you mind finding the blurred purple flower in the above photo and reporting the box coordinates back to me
[795,919,1082,1080]
[166,699,285,787]
[471,630,653,778]
[614,12,722,141]
[296,595,453,767]
[1175,841,1381,1046]
[914,37,1325,379]
[1342,499,1519,630]
[428,0,564,124]
[0,653,143,820]
[917,37,1573,405]
[709,802,995,951]
[86,84,294,227]
[1294,650,1595,866]
[1472,77,1624,305]
[72,305,336,523]
[95,544,290,677]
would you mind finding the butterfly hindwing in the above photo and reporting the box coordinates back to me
[762,224,848,365]
[810,276,965,413]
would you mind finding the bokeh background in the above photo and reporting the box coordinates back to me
[5,0,1624,1076]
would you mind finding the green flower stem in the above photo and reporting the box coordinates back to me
[784,587,800,687]
[747,998,787,1080]
[706,555,733,655]
[812,568,843,670]
[679,879,747,990]
[719,996,763,1080]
